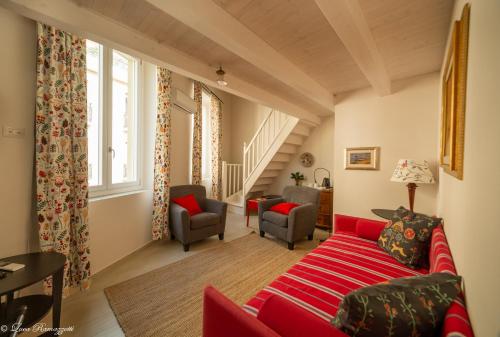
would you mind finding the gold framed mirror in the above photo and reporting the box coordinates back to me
[440,3,470,180]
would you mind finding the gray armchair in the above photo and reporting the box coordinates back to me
[169,185,227,252]
[258,186,320,250]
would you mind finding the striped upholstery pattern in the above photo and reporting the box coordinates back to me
[430,226,457,274]
[244,231,427,320]
[430,226,474,337]
[244,227,474,337]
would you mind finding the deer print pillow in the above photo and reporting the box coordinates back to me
[331,273,462,337]
[377,207,441,268]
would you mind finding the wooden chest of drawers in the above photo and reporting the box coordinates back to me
[316,188,333,232]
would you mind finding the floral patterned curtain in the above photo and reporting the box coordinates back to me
[192,81,203,185]
[35,23,90,294]
[152,67,173,240]
[210,95,223,200]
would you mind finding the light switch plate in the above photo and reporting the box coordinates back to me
[3,126,25,138]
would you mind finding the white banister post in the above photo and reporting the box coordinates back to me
[232,165,236,195]
[237,164,241,192]
[222,161,227,201]
[242,142,247,204]
[243,142,247,179]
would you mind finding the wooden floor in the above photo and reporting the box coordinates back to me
[23,212,328,337]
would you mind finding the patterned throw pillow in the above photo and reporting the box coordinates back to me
[378,207,441,268]
[332,273,462,337]
[412,212,442,268]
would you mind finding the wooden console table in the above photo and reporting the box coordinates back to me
[316,188,333,232]
[0,252,65,337]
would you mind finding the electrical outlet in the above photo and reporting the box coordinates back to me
[3,126,25,138]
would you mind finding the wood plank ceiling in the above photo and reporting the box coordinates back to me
[71,0,453,116]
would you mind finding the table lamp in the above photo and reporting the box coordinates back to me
[390,159,435,212]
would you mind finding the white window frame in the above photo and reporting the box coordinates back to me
[89,43,144,198]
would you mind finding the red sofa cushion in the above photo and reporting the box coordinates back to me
[429,226,474,336]
[171,194,202,216]
[355,218,386,241]
[270,202,300,215]
[245,230,428,322]
[430,226,457,275]
[257,295,348,337]
[441,298,475,337]
[334,214,359,232]
[203,286,280,337]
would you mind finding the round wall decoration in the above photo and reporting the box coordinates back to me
[299,152,314,167]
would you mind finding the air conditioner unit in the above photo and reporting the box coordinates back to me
[172,87,196,114]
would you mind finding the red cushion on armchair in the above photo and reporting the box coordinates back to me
[171,194,202,216]
[270,202,300,215]
[257,295,348,337]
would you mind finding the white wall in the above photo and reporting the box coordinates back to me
[229,96,270,164]
[268,116,335,194]
[0,9,198,274]
[80,63,203,274]
[0,8,37,258]
[333,73,440,219]
[170,72,194,186]
[88,62,155,274]
[437,1,500,336]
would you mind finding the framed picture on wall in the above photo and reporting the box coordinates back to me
[440,3,470,180]
[345,147,379,170]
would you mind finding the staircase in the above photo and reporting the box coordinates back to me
[222,109,315,210]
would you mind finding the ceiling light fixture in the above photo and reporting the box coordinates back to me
[216,66,227,86]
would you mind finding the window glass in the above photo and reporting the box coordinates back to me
[111,50,137,184]
[86,39,141,196]
[86,40,101,187]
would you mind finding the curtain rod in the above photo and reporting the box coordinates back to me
[201,83,224,104]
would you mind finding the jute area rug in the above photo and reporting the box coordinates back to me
[104,232,310,337]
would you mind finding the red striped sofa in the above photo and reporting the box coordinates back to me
[203,214,474,337]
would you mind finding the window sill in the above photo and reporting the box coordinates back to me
[90,189,149,202]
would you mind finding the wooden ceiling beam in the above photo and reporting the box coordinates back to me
[146,0,334,113]
[1,0,321,125]
[315,0,392,96]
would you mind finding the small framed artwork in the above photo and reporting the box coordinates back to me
[345,147,380,170]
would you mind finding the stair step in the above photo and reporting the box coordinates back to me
[266,162,286,170]
[255,177,274,185]
[273,153,291,162]
[292,123,311,137]
[285,134,304,146]
[279,144,298,154]
[261,170,280,178]
[250,184,270,193]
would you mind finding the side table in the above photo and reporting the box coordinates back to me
[0,252,66,337]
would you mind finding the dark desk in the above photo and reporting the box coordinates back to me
[0,253,65,336]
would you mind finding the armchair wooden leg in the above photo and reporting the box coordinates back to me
[259,231,265,238]
[218,233,224,240]
[287,242,295,250]
[307,234,313,241]
[183,244,190,252]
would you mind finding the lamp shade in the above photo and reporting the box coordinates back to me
[390,159,435,184]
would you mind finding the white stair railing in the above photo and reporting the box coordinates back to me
[222,161,243,202]
[243,109,295,196]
